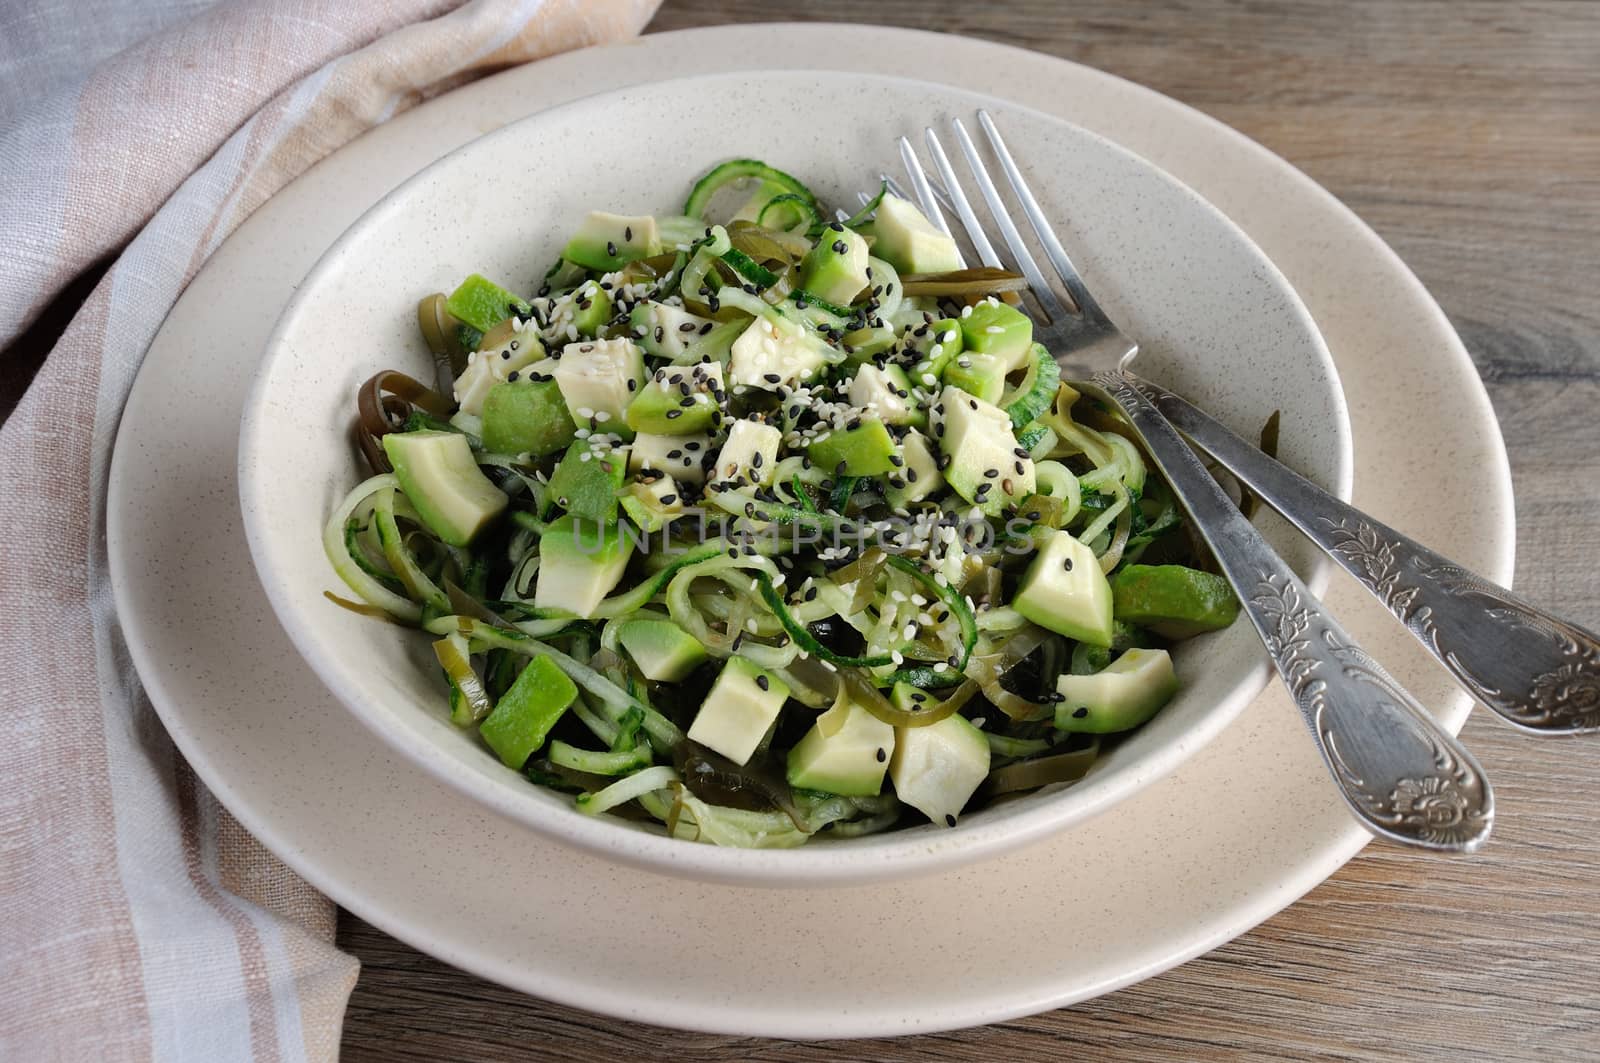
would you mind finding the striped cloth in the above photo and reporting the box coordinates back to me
[0,2,658,1059]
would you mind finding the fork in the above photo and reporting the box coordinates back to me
[891,113,1495,852]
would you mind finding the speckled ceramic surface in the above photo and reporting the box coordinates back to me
[108,25,1512,1036]
[237,71,1349,885]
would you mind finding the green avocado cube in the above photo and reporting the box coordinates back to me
[626,362,725,435]
[546,441,626,524]
[381,431,507,547]
[786,692,895,796]
[687,657,791,765]
[571,280,613,338]
[1110,564,1240,639]
[480,378,577,457]
[1054,648,1179,734]
[1013,528,1114,647]
[533,516,634,618]
[799,224,870,306]
[872,194,963,275]
[562,211,662,272]
[446,274,531,334]
[941,352,1008,405]
[808,417,899,478]
[959,299,1033,371]
[617,618,708,682]
[478,655,578,768]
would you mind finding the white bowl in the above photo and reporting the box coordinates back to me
[239,70,1351,887]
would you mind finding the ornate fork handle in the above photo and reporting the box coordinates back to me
[1086,372,1494,851]
[1135,375,1600,735]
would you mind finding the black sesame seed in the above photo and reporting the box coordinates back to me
[1063,557,1074,572]
[983,468,999,479]
[875,748,886,763]
[1072,706,1089,719]
[906,468,919,483]
[606,241,617,257]
[506,371,520,382]
[626,378,637,392]
[624,225,633,242]
[678,322,697,332]
[945,814,957,827]
[832,240,848,255]
[666,409,683,419]
[659,494,677,505]
[755,674,770,692]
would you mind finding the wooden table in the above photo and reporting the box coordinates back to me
[337,3,1600,1058]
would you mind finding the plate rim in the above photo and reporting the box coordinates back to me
[235,65,1352,887]
[107,22,1515,1038]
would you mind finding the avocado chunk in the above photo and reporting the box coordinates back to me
[808,416,899,478]
[712,418,782,487]
[480,374,576,457]
[847,363,918,426]
[552,338,644,430]
[1013,529,1114,647]
[626,361,725,435]
[562,211,662,272]
[628,431,714,484]
[631,300,713,359]
[786,691,895,796]
[533,515,635,618]
[885,429,943,509]
[799,223,870,306]
[452,332,546,416]
[445,273,532,334]
[546,441,626,524]
[1054,647,1179,734]
[569,279,613,338]
[728,314,828,390]
[616,618,708,682]
[382,431,507,547]
[686,657,791,765]
[618,474,685,532]
[1110,564,1240,639]
[902,317,963,384]
[959,299,1034,371]
[941,351,1008,404]
[889,713,989,826]
[872,194,962,275]
[841,324,898,362]
[478,656,578,768]
[932,386,1035,516]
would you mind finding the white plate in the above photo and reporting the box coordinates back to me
[107,24,1513,1038]
[238,70,1348,885]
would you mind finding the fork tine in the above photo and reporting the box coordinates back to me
[976,109,1108,325]
[949,118,1070,321]
[895,138,956,242]
[921,128,1003,269]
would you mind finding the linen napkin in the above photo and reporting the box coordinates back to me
[0,2,659,1059]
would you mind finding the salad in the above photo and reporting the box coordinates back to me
[325,159,1240,847]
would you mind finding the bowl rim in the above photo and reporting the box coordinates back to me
[238,68,1350,887]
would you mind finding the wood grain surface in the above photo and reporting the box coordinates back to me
[329,3,1600,1059]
